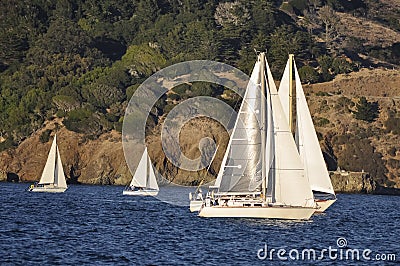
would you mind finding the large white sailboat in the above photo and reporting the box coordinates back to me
[198,53,316,220]
[123,147,159,196]
[278,55,336,212]
[28,134,68,193]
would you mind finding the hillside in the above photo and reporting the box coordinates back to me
[0,0,399,190]
[308,69,400,187]
[1,68,399,191]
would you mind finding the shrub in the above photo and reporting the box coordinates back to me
[63,108,107,137]
[168,93,181,101]
[316,91,330,96]
[388,147,397,157]
[384,111,400,135]
[331,57,355,74]
[354,97,379,122]
[298,66,319,84]
[39,129,52,143]
[337,136,388,185]
[172,84,190,95]
[56,110,66,118]
[0,138,16,152]
[335,96,354,112]
[314,116,330,127]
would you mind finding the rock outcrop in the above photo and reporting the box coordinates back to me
[331,171,400,195]
[330,171,376,193]
[0,170,6,182]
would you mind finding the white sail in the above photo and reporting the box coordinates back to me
[294,64,335,195]
[130,147,148,187]
[55,147,67,188]
[38,135,58,184]
[147,163,159,190]
[215,61,263,193]
[265,60,315,208]
[264,61,276,199]
[278,60,291,125]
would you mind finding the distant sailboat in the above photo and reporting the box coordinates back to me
[278,55,336,212]
[123,147,159,196]
[198,53,316,220]
[28,134,68,193]
[189,146,219,212]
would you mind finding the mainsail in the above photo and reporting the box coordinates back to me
[214,61,263,193]
[277,59,291,125]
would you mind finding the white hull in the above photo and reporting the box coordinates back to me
[28,186,67,193]
[189,200,203,212]
[315,199,336,213]
[122,189,158,196]
[199,205,315,220]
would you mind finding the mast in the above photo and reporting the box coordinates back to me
[146,148,150,188]
[288,54,294,133]
[54,145,58,185]
[53,135,58,185]
[260,53,267,200]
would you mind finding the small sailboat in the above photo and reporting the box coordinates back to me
[189,183,204,212]
[189,146,219,212]
[278,55,336,212]
[123,147,159,196]
[28,134,68,193]
[198,52,316,220]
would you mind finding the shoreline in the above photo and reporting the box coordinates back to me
[3,180,400,196]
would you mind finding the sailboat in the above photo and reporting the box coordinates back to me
[278,55,336,212]
[123,147,159,196]
[28,134,68,193]
[189,181,204,212]
[189,146,219,212]
[198,52,316,220]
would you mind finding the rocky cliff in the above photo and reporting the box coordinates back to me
[330,171,376,193]
[331,171,400,195]
[0,121,131,186]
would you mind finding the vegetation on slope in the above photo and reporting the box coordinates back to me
[0,0,399,187]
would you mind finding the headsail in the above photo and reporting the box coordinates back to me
[265,59,315,207]
[55,146,67,188]
[293,64,335,195]
[147,159,159,190]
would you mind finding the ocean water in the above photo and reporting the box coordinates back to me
[0,183,399,265]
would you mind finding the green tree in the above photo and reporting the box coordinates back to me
[354,97,379,122]
[298,65,319,83]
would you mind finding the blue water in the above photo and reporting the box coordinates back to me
[0,183,399,265]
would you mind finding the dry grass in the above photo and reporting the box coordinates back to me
[336,12,400,47]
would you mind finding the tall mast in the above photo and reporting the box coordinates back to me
[289,54,294,133]
[260,53,267,200]
[146,148,150,188]
[53,135,58,185]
